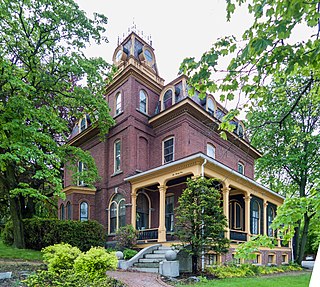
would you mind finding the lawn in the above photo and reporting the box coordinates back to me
[180,273,311,287]
[0,240,42,261]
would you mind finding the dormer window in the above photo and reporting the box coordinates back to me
[116,50,123,62]
[79,117,87,133]
[144,49,153,62]
[207,97,215,116]
[139,90,147,113]
[238,123,244,138]
[115,92,122,115]
[163,89,173,110]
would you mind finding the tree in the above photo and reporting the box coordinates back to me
[0,0,114,248]
[175,178,229,274]
[179,0,320,264]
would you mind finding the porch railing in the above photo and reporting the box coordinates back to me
[230,229,247,242]
[137,228,158,241]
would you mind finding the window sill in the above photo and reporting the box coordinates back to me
[136,108,149,117]
[114,111,123,119]
[111,170,123,177]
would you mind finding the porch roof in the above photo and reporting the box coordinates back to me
[124,153,284,200]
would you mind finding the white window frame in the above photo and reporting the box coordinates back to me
[207,97,215,116]
[80,201,89,221]
[115,92,122,115]
[114,140,121,173]
[207,143,216,159]
[238,162,244,175]
[162,137,175,164]
[108,194,126,234]
[139,90,148,114]
[77,161,86,186]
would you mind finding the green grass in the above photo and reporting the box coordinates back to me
[181,273,311,287]
[0,240,42,261]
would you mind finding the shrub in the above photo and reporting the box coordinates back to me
[123,248,138,260]
[24,269,121,287]
[42,243,81,273]
[115,225,137,250]
[2,218,106,251]
[73,247,118,280]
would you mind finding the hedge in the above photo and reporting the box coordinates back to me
[2,218,106,251]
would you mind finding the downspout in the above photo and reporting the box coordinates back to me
[201,158,207,272]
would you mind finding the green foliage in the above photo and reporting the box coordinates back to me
[24,269,119,287]
[206,263,302,279]
[42,243,81,273]
[25,244,118,287]
[235,235,276,260]
[115,224,138,250]
[0,0,115,248]
[74,247,117,280]
[2,218,106,251]
[180,0,320,265]
[175,177,229,273]
[123,248,138,260]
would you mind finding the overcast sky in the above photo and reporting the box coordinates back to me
[76,0,252,82]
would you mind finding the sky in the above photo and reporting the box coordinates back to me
[75,0,252,83]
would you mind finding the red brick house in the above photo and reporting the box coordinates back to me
[59,31,291,266]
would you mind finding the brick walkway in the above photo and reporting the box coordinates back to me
[106,270,172,287]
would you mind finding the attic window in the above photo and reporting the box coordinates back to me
[144,49,153,62]
[80,117,87,133]
[163,89,173,109]
[207,97,215,116]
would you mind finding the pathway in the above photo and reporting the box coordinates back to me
[106,270,172,287]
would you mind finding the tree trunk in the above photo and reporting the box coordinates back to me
[9,196,25,249]
[296,213,310,264]
[293,223,300,262]
[192,254,198,274]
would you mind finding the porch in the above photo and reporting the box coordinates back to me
[125,153,287,247]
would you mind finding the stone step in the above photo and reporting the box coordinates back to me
[153,250,168,254]
[131,267,159,273]
[139,258,164,263]
[145,253,166,259]
[133,262,160,268]
[158,246,172,250]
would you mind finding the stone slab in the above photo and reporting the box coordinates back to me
[159,260,179,277]
[0,272,12,280]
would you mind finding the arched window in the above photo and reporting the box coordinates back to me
[80,117,87,133]
[109,194,126,234]
[207,143,215,159]
[267,205,275,237]
[136,193,150,230]
[139,90,147,113]
[165,195,175,232]
[163,89,173,110]
[114,140,121,172]
[66,201,72,220]
[229,200,244,230]
[60,204,65,220]
[115,92,122,115]
[80,201,89,221]
[252,200,260,235]
[207,97,215,116]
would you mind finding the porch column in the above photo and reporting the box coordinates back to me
[131,189,137,228]
[244,194,251,241]
[263,200,268,236]
[158,185,167,242]
[222,186,230,239]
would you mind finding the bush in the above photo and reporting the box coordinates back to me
[115,225,137,250]
[42,243,81,273]
[74,247,117,280]
[206,263,303,279]
[2,218,106,251]
[123,248,138,260]
[24,269,121,287]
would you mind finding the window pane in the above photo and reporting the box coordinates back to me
[115,141,121,172]
[252,201,260,235]
[139,90,147,113]
[80,202,88,221]
[110,202,117,233]
[238,163,244,174]
[207,98,215,116]
[163,138,174,163]
[163,90,172,109]
[67,202,72,220]
[80,118,86,132]
[60,204,65,220]
[119,200,126,228]
[116,93,121,114]
[207,144,215,159]
[165,195,174,232]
